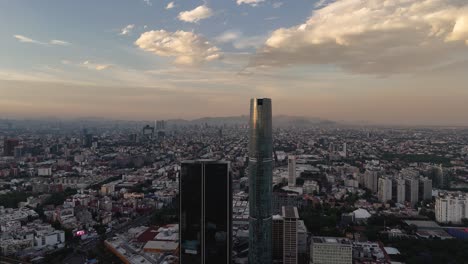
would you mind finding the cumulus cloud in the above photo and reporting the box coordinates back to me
[252,0,468,74]
[135,30,221,65]
[216,30,266,50]
[237,0,265,6]
[178,5,213,23]
[119,24,135,35]
[144,0,152,6]
[166,2,175,10]
[82,61,112,71]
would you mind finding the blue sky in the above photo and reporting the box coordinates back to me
[1,0,468,125]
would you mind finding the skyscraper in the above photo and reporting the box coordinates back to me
[249,98,273,264]
[179,160,232,264]
[288,155,297,187]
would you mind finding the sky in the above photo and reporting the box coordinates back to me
[1,0,468,125]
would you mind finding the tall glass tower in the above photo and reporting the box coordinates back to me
[248,98,273,264]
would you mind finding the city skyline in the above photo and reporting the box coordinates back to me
[1,0,468,125]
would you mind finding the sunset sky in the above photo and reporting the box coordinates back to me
[1,0,468,125]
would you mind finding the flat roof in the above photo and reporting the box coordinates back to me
[143,241,179,251]
[282,206,299,219]
[312,236,352,245]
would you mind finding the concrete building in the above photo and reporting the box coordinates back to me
[393,178,406,204]
[435,193,468,224]
[310,237,352,264]
[288,156,297,187]
[378,177,392,203]
[364,170,379,192]
[283,206,299,264]
[405,177,420,206]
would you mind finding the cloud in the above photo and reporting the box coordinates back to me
[119,24,135,35]
[178,5,213,23]
[252,0,468,74]
[82,61,112,71]
[143,0,152,6]
[272,2,283,8]
[166,2,175,10]
[14,35,71,46]
[14,35,46,45]
[135,30,221,65]
[236,0,265,7]
[216,30,266,49]
[50,40,70,46]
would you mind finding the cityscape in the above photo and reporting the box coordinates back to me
[2,99,468,263]
[2,0,468,264]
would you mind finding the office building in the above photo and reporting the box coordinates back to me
[435,193,468,224]
[273,215,284,263]
[378,177,392,203]
[179,160,232,264]
[310,237,352,264]
[248,98,273,264]
[272,206,301,264]
[288,156,297,187]
[283,206,299,264]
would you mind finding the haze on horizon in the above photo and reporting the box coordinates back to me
[1,0,468,126]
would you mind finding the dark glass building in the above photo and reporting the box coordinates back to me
[180,160,232,264]
[248,98,273,264]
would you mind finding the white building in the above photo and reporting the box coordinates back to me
[310,237,352,264]
[435,193,468,224]
[378,177,392,203]
[37,167,52,176]
[288,155,297,187]
[34,229,65,249]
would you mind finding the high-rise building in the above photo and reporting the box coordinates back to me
[288,155,297,187]
[432,165,447,189]
[435,193,468,224]
[378,177,392,203]
[393,178,406,204]
[310,237,352,264]
[419,177,433,201]
[3,138,19,157]
[179,160,232,264]
[405,177,420,206]
[248,98,273,264]
[273,215,284,263]
[364,170,379,192]
[283,206,299,264]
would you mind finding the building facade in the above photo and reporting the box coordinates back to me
[179,160,232,264]
[435,193,468,224]
[288,156,297,187]
[310,237,352,264]
[248,98,273,264]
